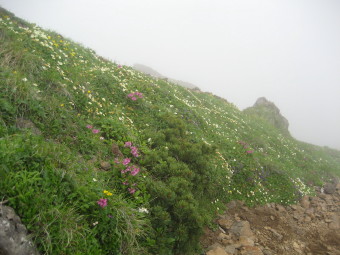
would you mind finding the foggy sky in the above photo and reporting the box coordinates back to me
[1,0,339,150]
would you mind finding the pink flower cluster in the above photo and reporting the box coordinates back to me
[97,198,108,208]
[86,124,100,134]
[124,141,139,157]
[121,165,140,176]
[122,158,131,165]
[127,92,143,101]
[128,188,136,194]
[238,141,254,154]
[115,141,142,195]
[122,180,137,194]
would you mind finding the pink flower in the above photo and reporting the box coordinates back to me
[122,158,131,165]
[130,166,140,176]
[118,65,122,68]
[114,158,120,164]
[92,129,100,134]
[246,150,254,154]
[97,198,108,208]
[86,125,93,129]
[128,188,136,194]
[121,166,131,174]
[128,93,134,98]
[131,97,137,101]
[131,146,139,157]
[124,141,132,147]
[122,181,129,185]
[135,92,143,98]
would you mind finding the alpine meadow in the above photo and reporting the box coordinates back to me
[0,7,339,255]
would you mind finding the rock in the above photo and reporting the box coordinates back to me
[304,216,312,223]
[206,244,230,255]
[243,97,290,136]
[100,161,111,171]
[218,218,233,231]
[217,233,230,241]
[111,143,123,158]
[324,183,337,194]
[240,246,264,255]
[224,245,237,254]
[239,236,255,247]
[304,207,315,218]
[292,242,303,254]
[267,227,283,240]
[275,204,286,213]
[328,214,339,230]
[300,196,310,209]
[0,205,39,255]
[15,118,41,135]
[229,221,254,240]
[262,248,272,255]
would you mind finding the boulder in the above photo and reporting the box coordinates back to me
[229,221,255,240]
[0,205,39,255]
[206,244,230,255]
[324,183,337,195]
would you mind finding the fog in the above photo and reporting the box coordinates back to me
[1,0,339,150]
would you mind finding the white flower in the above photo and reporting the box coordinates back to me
[93,178,97,182]
[22,78,27,82]
[138,207,149,214]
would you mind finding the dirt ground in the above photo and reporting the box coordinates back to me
[201,182,340,255]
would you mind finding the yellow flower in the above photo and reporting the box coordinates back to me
[103,190,113,196]
[60,104,64,107]
[87,90,91,93]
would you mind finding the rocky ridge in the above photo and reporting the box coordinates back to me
[202,181,340,255]
[244,97,290,136]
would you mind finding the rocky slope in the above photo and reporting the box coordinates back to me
[202,180,340,255]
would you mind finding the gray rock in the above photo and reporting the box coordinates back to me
[229,221,254,239]
[111,143,123,158]
[0,205,39,255]
[100,161,111,171]
[324,183,337,194]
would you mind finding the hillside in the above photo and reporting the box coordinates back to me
[0,7,340,255]
[133,63,200,90]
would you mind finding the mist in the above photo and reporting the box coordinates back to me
[1,0,339,150]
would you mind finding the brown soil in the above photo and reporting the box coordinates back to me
[201,182,340,255]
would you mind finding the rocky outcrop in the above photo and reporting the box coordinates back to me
[244,97,290,136]
[202,182,340,255]
[0,205,39,255]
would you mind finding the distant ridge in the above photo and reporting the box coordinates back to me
[133,63,200,90]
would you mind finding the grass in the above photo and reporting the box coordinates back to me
[0,6,339,255]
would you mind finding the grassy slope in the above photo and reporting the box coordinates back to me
[0,7,339,255]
